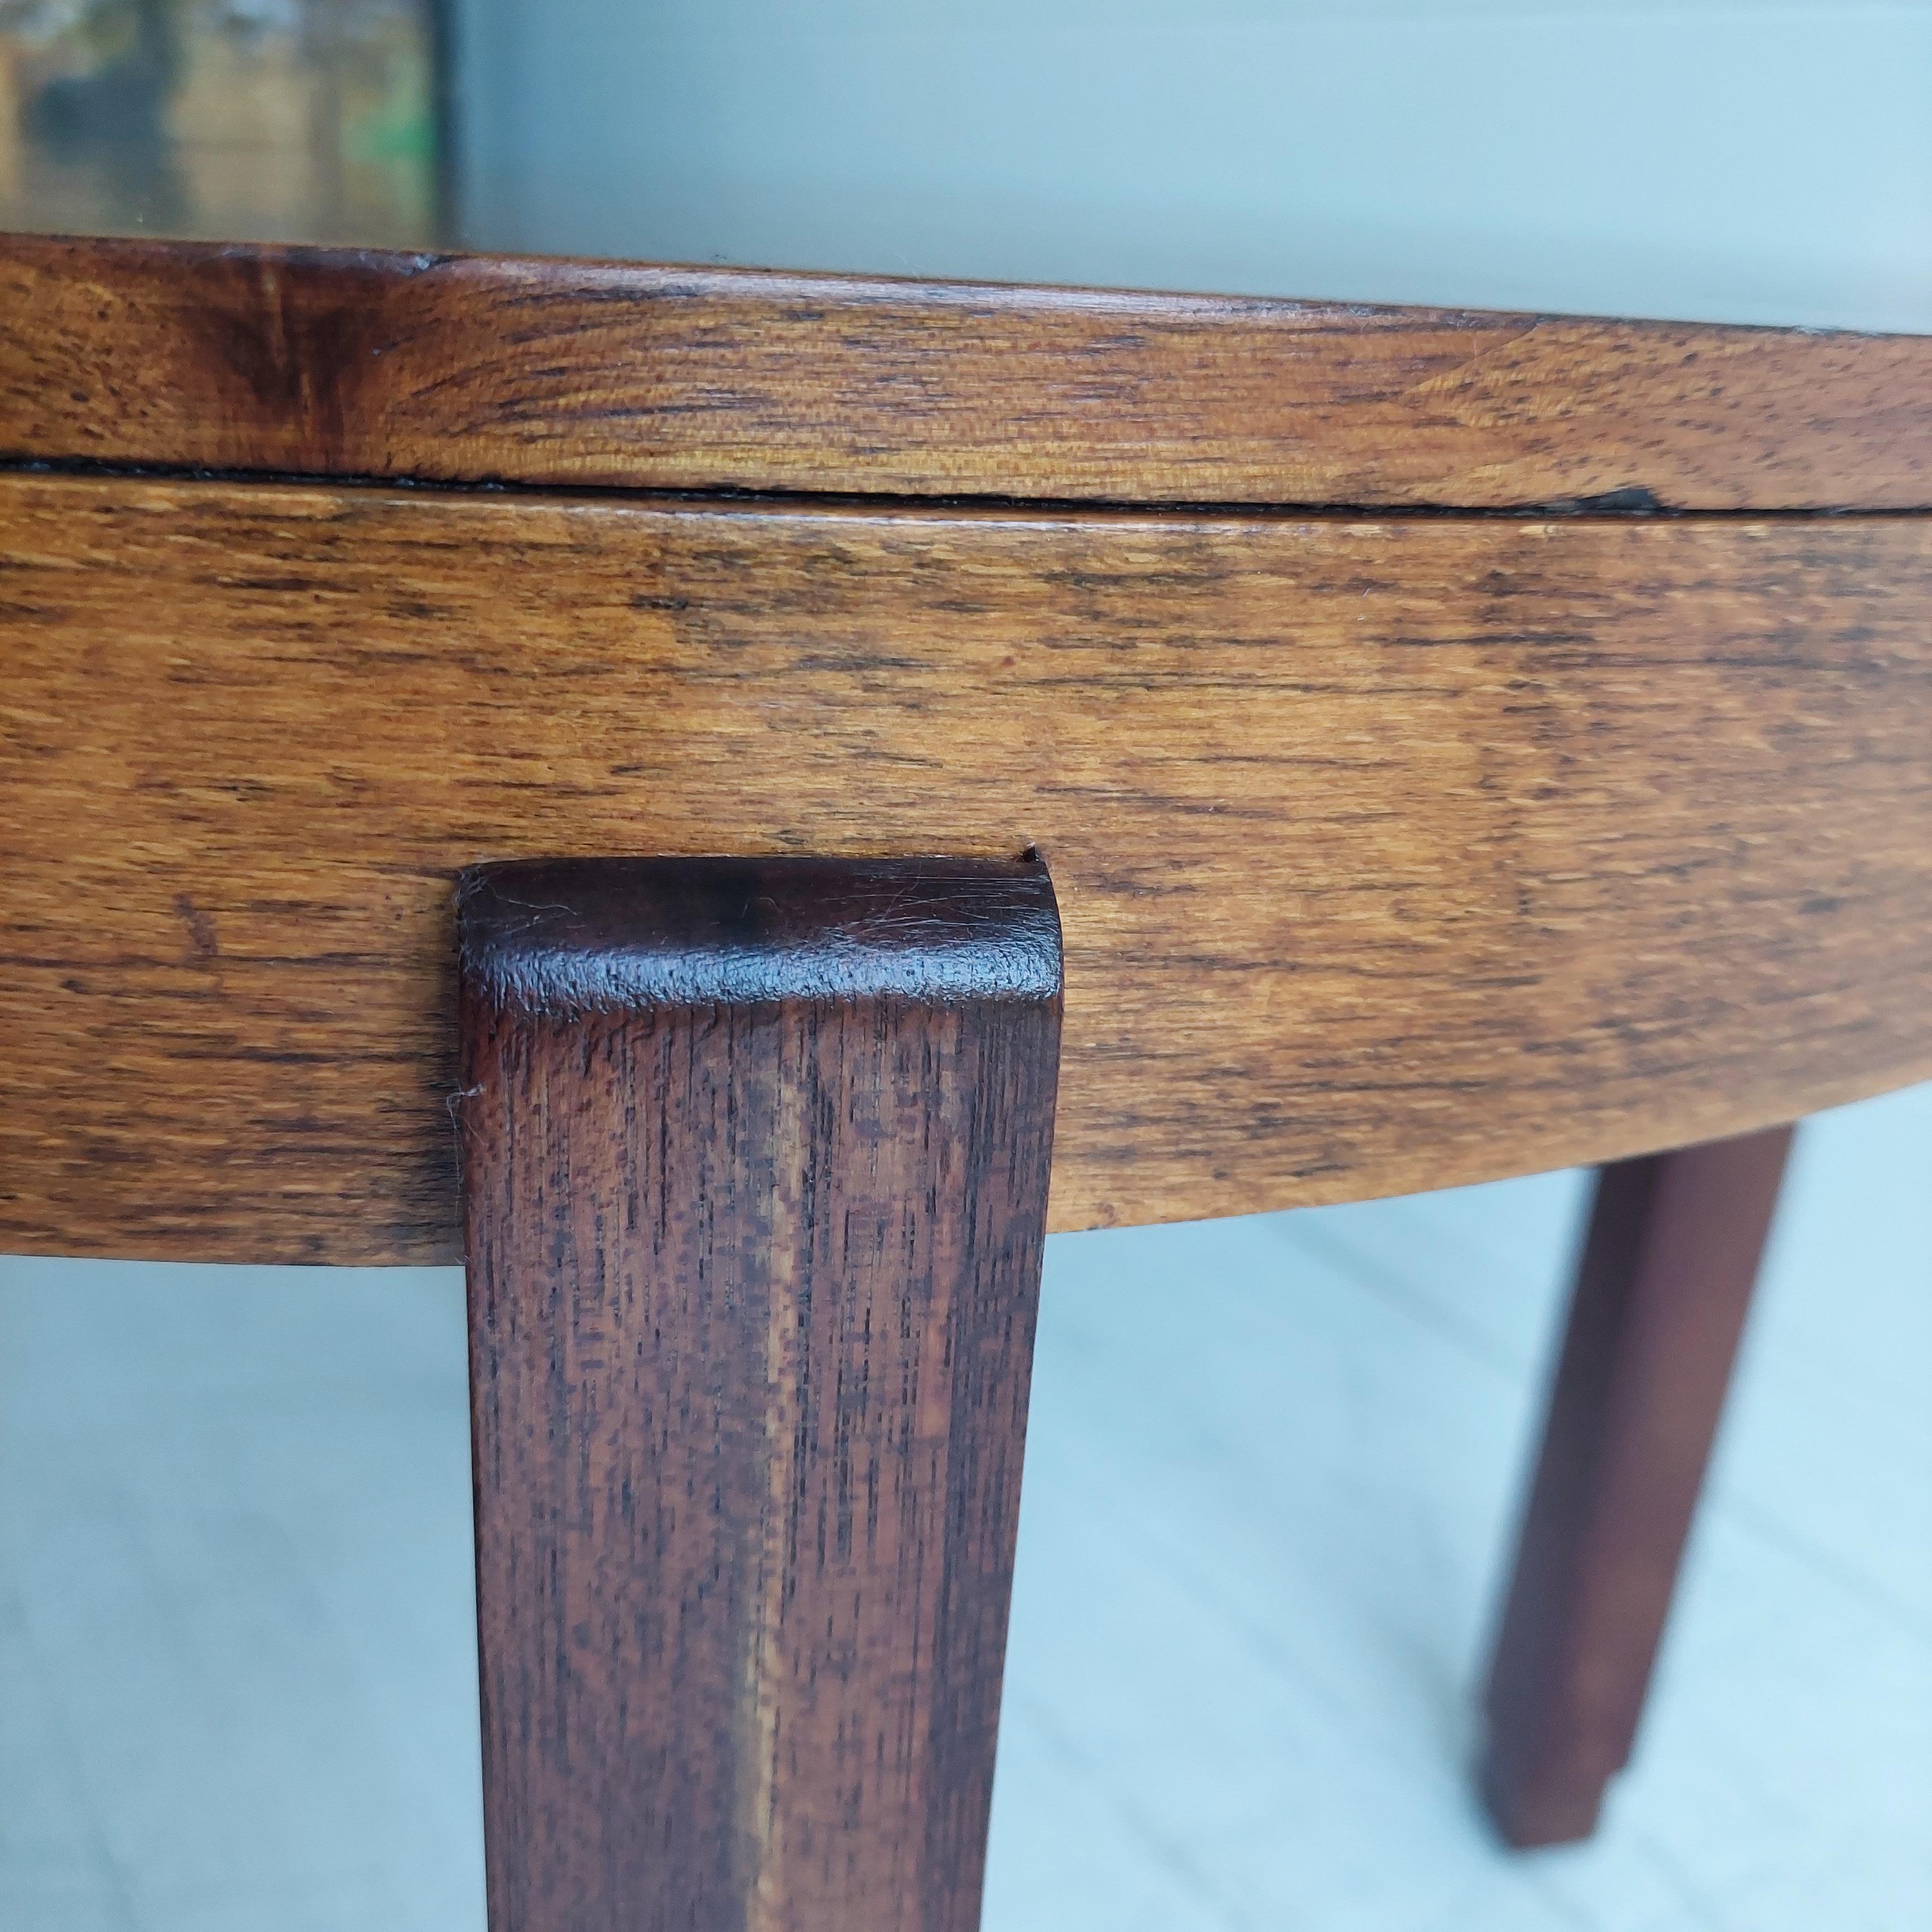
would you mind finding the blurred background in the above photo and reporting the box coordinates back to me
[1,0,1930,326]
[2,5,1930,1929]
[0,0,440,246]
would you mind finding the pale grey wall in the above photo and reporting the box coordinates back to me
[448,1,1932,329]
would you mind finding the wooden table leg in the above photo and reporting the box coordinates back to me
[456,855,1062,1932]
[1479,1125,1795,1847]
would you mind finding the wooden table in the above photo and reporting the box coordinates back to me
[4,233,1929,1930]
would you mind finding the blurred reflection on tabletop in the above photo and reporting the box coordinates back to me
[0,0,442,246]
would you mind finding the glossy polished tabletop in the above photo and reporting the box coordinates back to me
[2,1,1929,332]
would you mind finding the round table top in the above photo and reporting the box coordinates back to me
[6,7,1932,1266]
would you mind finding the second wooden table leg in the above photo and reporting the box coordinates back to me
[457,855,1063,1932]
[1480,1125,1795,1847]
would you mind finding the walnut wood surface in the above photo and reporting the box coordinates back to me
[6,472,1932,1262]
[460,855,1061,1932]
[1481,1126,1795,1847]
[3,233,1930,510]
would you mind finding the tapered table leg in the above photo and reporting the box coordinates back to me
[456,855,1062,1932]
[1480,1125,1794,1847]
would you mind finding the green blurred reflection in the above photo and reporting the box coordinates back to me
[0,0,441,245]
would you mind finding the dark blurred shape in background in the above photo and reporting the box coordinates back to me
[0,0,442,245]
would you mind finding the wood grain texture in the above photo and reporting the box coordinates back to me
[460,855,1061,1932]
[3,233,1930,511]
[6,471,1932,1262]
[1481,1126,1795,1848]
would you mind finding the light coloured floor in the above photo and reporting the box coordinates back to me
[2,1083,1927,1931]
